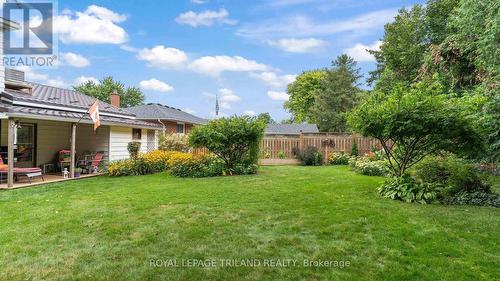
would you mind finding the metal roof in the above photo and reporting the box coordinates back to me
[126,103,207,125]
[0,104,161,129]
[265,124,319,135]
[3,82,135,117]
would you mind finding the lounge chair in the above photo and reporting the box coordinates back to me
[80,152,104,174]
[0,156,44,184]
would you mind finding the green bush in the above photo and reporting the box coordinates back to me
[328,152,351,165]
[127,141,141,159]
[297,146,323,166]
[413,155,491,197]
[378,175,441,204]
[441,191,500,207]
[349,156,390,176]
[277,150,286,159]
[189,116,265,172]
[158,133,189,152]
[350,140,359,156]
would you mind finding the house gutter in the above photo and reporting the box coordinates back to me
[157,119,166,135]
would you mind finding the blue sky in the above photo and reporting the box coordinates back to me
[21,0,424,121]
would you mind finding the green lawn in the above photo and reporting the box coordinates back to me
[1,166,498,281]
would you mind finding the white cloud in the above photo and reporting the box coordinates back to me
[267,91,289,101]
[15,66,48,81]
[343,40,381,62]
[237,9,397,39]
[84,5,127,22]
[189,56,269,76]
[175,8,236,27]
[60,52,90,67]
[73,76,99,85]
[137,45,188,69]
[46,78,69,88]
[251,71,296,88]
[268,38,327,53]
[191,0,207,3]
[120,44,139,52]
[139,78,174,92]
[218,88,240,109]
[54,5,128,44]
[244,110,256,116]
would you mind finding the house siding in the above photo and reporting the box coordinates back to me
[108,126,148,161]
[76,124,110,163]
[0,119,72,166]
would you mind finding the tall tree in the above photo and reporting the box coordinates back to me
[256,112,275,124]
[74,76,145,107]
[311,54,362,132]
[368,5,428,90]
[284,70,327,123]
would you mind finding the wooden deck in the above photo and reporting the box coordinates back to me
[0,173,101,190]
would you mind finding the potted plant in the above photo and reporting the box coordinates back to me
[74,167,82,178]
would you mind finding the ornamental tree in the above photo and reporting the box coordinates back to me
[348,81,484,177]
[189,116,265,170]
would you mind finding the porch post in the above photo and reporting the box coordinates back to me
[70,123,76,178]
[7,118,15,188]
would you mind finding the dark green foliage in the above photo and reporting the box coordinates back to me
[74,76,145,107]
[297,146,323,166]
[127,141,141,159]
[441,190,500,207]
[348,81,484,176]
[256,112,275,124]
[379,174,441,204]
[311,54,362,132]
[413,155,491,197]
[368,5,428,90]
[350,140,359,156]
[189,116,265,171]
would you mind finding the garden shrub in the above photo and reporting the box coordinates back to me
[158,133,189,152]
[328,152,350,165]
[189,116,265,173]
[378,174,441,204]
[277,150,286,159]
[413,155,491,195]
[297,146,323,166]
[412,155,498,207]
[348,156,390,176]
[142,150,176,173]
[350,140,359,156]
[127,141,141,159]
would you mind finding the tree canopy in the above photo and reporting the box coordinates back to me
[311,54,362,132]
[284,70,326,123]
[74,76,145,108]
[348,81,484,176]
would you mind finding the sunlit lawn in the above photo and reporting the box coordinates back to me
[1,166,498,280]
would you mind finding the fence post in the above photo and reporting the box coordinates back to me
[299,130,304,152]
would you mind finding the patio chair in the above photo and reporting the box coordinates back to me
[80,151,104,174]
[0,156,44,184]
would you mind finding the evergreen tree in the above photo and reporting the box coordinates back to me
[311,54,362,132]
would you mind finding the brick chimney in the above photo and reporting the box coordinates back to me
[110,91,120,107]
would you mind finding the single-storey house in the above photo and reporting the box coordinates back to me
[264,124,319,135]
[0,70,162,187]
[0,25,164,188]
[127,103,207,134]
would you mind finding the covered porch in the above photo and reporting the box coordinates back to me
[0,117,110,188]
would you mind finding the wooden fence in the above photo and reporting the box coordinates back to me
[260,133,381,164]
[191,133,382,165]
